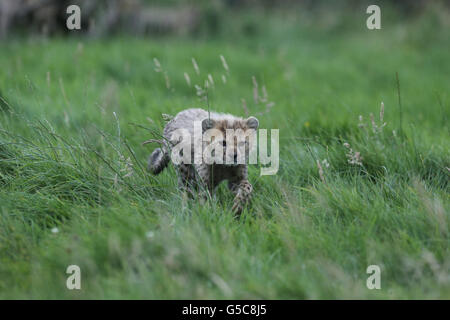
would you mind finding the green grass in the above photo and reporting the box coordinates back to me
[0,8,449,299]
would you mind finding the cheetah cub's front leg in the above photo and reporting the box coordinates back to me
[229,179,253,214]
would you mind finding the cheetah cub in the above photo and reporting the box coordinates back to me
[147,108,259,214]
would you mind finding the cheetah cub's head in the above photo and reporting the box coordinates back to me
[202,116,259,166]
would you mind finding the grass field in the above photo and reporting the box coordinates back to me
[0,7,449,299]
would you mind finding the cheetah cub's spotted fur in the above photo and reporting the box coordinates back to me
[148,108,259,214]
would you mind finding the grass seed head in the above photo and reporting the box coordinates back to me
[192,57,200,75]
[220,55,229,73]
[153,58,162,72]
[184,72,191,86]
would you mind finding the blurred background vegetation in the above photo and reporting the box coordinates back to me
[1,0,449,39]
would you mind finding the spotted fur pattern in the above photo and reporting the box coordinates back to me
[148,108,258,214]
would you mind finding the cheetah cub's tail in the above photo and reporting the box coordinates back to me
[148,147,170,175]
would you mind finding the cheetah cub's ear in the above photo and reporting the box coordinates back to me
[202,118,216,132]
[246,116,259,130]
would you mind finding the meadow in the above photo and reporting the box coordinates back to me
[0,7,448,299]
